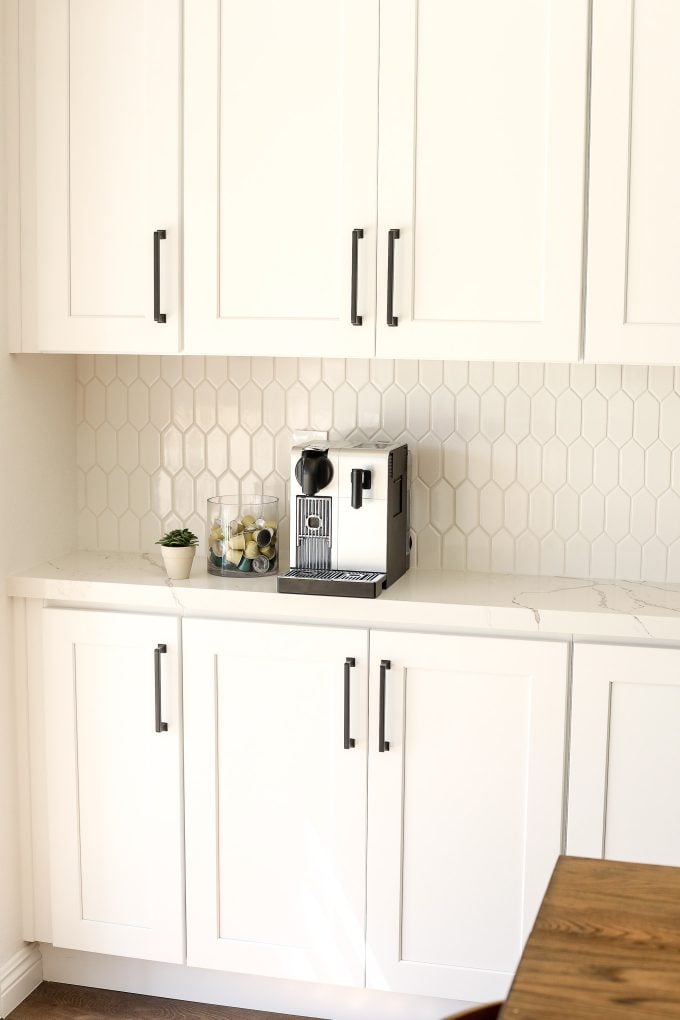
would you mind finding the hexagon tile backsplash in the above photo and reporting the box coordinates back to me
[77,355,680,582]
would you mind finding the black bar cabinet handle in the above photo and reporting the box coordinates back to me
[344,657,356,749]
[386,228,400,327]
[379,659,391,751]
[154,643,168,732]
[351,228,364,326]
[153,229,167,324]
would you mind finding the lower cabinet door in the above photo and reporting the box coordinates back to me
[183,619,368,986]
[42,608,183,963]
[568,643,680,866]
[366,631,569,1002]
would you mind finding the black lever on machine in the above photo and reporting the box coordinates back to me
[296,449,333,497]
[351,468,372,509]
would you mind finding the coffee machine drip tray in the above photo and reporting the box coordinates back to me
[277,568,386,599]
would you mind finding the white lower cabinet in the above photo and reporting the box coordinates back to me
[568,643,680,866]
[366,631,570,1002]
[42,608,184,963]
[36,608,569,1001]
[182,619,369,986]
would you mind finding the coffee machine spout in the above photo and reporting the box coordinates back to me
[350,468,372,509]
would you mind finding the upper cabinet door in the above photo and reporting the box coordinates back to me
[27,0,180,353]
[586,0,680,365]
[376,0,589,362]
[183,1,378,358]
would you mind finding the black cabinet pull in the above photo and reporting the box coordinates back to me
[344,657,356,749]
[154,643,168,732]
[379,659,391,751]
[153,229,167,324]
[386,228,400,327]
[351,228,364,326]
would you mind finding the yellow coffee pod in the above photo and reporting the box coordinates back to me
[260,545,276,560]
[241,515,255,527]
[264,520,277,532]
[210,523,224,543]
[244,541,259,559]
[229,519,243,536]
[226,548,242,567]
[229,534,246,551]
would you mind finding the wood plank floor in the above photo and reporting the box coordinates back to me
[9,983,325,1020]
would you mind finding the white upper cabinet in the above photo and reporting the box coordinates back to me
[375,0,589,362]
[183,1,379,358]
[24,0,180,353]
[586,0,680,365]
[569,643,680,866]
[366,631,569,1002]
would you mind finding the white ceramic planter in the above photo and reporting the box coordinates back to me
[160,545,196,580]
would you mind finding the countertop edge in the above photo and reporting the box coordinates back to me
[9,553,680,642]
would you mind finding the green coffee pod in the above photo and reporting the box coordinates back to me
[237,556,252,572]
[226,548,242,567]
[244,541,259,559]
[255,528,272,547]
[252,555,270,574]
[228,533,246,551]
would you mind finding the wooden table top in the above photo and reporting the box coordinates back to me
[501,855,680,1020]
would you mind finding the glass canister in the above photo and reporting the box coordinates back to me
[207,495,279,577]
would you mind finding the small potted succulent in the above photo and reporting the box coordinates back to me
[156,528,199,580]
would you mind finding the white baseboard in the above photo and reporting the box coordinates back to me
[40,945,466,1020]
[0,945,42,1018]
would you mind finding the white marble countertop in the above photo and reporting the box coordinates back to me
[9,550,680,642]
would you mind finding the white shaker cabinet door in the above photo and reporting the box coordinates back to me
[586,0,680,365]
[569,644,680,865]
[184,1,378,358]
[25,0,180,353]
[183,619,368,986]
[366,631,569,1002]
[42,609,184,962]
[376,0,588,362]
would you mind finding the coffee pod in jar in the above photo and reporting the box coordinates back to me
[211,539,226,558]
[252,555,270,574]
[244,541,259,559]
[229,519,243,536]
[260,545,276,560]
[210,521,225,543]
[241,515,255,528]
[237,556,252,572]
[228,533,246,551]
[255,528,272,548]
[226,548,242,567]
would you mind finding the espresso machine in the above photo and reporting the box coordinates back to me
[277,442,410,597]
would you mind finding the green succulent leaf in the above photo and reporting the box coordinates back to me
[156,528,199,547]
